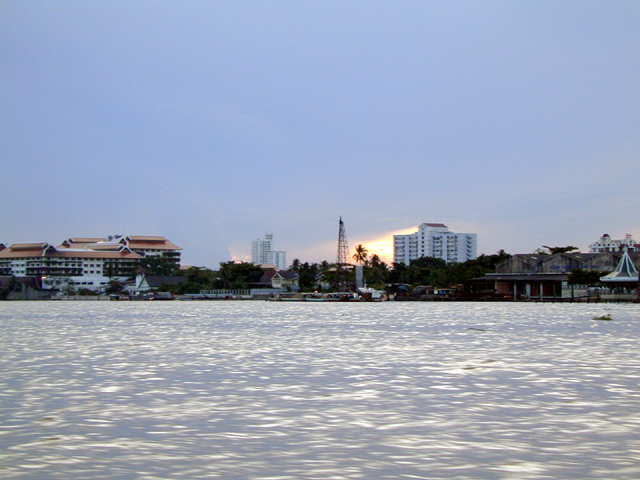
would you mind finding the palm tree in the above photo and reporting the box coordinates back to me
[290,258,301,272]
[352,244,369,265]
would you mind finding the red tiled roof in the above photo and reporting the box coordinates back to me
[123,236,182,250]
[85,244,126,252]
[127,236,167,242]
[58,238,109,249]
[67,237,107,244]
[0,243,53,258]
[0,243,142,260]
[424,223,448,228]
[51,250,142,259]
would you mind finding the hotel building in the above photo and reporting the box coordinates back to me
[393,223,477,264]
[0,235,181,292]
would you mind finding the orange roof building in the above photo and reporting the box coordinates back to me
[0,234,181,292]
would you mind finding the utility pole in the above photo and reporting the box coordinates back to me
[335,216,350,291]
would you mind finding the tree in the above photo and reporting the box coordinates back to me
[184,267,217,286]
[567,269,607,285]
[218,261,263,289]
[364,254,389,288]
[386,262,411,284]
[352,244,369,265]
[0,276,19,300]
[535,246,579,255]
[289,258,301,272]
[105,280,123,294]
[139,254,179,276]
[298,262,320,291]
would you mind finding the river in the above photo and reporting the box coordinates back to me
[1,301,639,479]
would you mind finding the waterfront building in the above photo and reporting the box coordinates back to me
[258,270,300,290]
[467,251,640,301]
[393,223,477,264]
[251,234,287,270]
[589,233,639,253]
[0,235,181,292]
[58,235,182,266]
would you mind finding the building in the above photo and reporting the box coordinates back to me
[393,223,477,264]
[600,251,639,284]
[0,235,182,293]
[135,273,188,292]
[466,251,640,301]
[58,235,182,265]
[251,234,287,270]
[258,270,300,290]
[589,233,639,253]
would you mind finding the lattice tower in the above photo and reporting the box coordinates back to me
[335,216,351,291]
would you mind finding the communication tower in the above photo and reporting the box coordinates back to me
[335,216,351,291]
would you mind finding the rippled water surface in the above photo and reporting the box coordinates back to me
[1,301,640,479]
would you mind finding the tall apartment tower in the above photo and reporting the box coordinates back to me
[251,234,287,270]
[393,223,477,265]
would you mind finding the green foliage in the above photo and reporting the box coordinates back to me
[364,254,389,288]
[0,276,19,300]
[139,254,179,276]
[105,280,123,294]
[297,262,320,291]
[180,250,514,294]
[184,267,218,285]
[218,261,264,289]
[159,281,202,295]
[535,245,579,255]
[447,263,488,285]
[319,264,337,290]
[567,269,607,285]
[289,258,301,272]
[385,251,511,288]
[352,244,369,265]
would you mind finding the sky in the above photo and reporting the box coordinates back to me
[2,1,640,268]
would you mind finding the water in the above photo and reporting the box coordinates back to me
[1,301,639,479]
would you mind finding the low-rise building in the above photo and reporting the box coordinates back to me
[589,233,639,253]
[495,252,628,275]
[467,251,640,300]
[135,273,187,292]
[258,270,300,290]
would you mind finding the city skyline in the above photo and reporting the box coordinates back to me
[2,2,639,268]
[3,226,638,271]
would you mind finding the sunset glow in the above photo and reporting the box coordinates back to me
[361,226,418,264]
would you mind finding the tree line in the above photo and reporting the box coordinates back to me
[140,243,611,294]
[143,245,514,294]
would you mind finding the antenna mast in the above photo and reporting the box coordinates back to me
[335,216,351,291]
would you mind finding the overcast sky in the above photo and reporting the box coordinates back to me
[2,1,639,267]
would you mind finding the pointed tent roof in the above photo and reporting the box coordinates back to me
[600,252,639,282]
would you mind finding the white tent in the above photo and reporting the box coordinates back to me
[600,252,639,283]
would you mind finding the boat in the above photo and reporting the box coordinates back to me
[129,292,174,301]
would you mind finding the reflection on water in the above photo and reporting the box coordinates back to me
[1,302,639,479]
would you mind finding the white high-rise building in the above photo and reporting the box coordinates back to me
[393,223,477,264]
[251,234,287,270]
